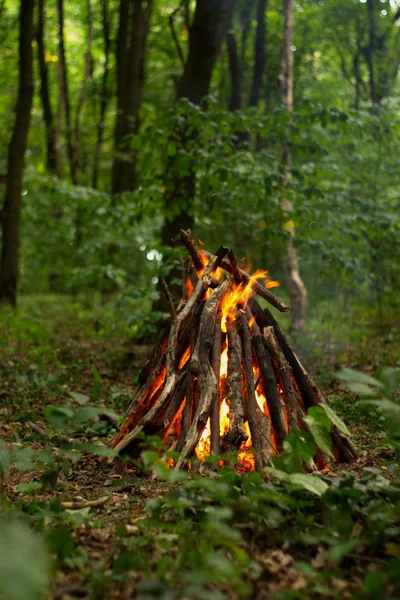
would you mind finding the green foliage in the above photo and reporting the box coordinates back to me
[337,367,400,453]
[0,519,51,600]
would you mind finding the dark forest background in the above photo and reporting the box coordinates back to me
[0,0,399,338]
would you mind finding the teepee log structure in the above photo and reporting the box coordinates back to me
[109,231,357,472]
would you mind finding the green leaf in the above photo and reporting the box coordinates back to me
[46,528,75,560]
[13,449,36,472]
[17,482,42,494]
[320,403,351,435]
[68,391,90,405]
[285,430,316,463]
[326,539,359,563]
[73,406,101,424]
[0,519,51,600]
[304,406,333,458]
[266,468,329,496]
[43,406,74,429]
[379,368,400,397]
[73,443,117,458]
[336,368,384,389]
[0,442,12,473]
[92,367,103,385]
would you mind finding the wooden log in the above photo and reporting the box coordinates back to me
[249,298,357,462]
[249,313,287,450]
[180,229,204,271]
[122,320,170,419]
[222,316,248,453]
[227,249,243,283]
[112,251,227,458]
[237,310,263,472]
[156,372,189,433]
[210,311,222,455]
[175,281,229,470]
[176,375,193,452]
[256,407,274,466]
[263,325,299,432]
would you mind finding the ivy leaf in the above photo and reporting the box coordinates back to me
[336,368,384,390]
[0,519,51,600]
[68,391,90,405]
[266,468,329,496]
[326,539,359,563]
[43,406,74,429]
[304,406,333,458]
[320,403,351,435]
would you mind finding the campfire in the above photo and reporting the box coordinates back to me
[110,231,357,472]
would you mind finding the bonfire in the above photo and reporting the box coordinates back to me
[109,230,357,472]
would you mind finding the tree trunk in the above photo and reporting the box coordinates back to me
[92,0,111,189]
[56,0,77,184]
[248,0,267,107]
[111,0,153,194]
[159,0,235,303]
[226,13,242,112]
[0,0,35,306]
[36,0,61,176]
[279,0,307,332]
[73,0,93,179]
[366,0,377,104]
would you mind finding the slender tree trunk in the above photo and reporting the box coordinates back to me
[73,0,93,178]
[249,0,267,107]
[239,0,255,68]
[279,0,307,332]
[226,11,241,112]
[111,0,153,194]
[159,0,235,303]
[0,0,35,306]
[56,0,77,184]
[366,0,377,104]
[36,0,61,176]
[92,0,111,189]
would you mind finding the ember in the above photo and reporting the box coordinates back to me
[110,231,357,472]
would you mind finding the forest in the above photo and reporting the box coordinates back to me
[0,0,399,599]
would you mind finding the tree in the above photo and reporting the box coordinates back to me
[111,0,153,194]
[92,0,111,189]
[36,0,61,176]
[0,0,35,306]
[57,0,76,184]
[279,0,307,332]
[248,0,267,108]
[160,0,235,300]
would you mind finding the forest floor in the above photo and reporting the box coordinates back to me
[0,296,399,600]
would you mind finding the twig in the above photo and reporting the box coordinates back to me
[161,278,177,321]
[27,421,74,445]
[61,495,110,510]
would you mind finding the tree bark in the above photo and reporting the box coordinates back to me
[248,0,267,108]
[92,0,111,189]
[111,0,153,194]
[73,0,93,179]
[279,0,307,332]
[226,12,242,112]
[92,0,111,188]
[159,0,235,302]
[0,0,35,306]
[36,0,61,176]
[56,0,77,184]
[366,0,377,104]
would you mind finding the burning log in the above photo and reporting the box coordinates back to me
[109,234,357,471]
